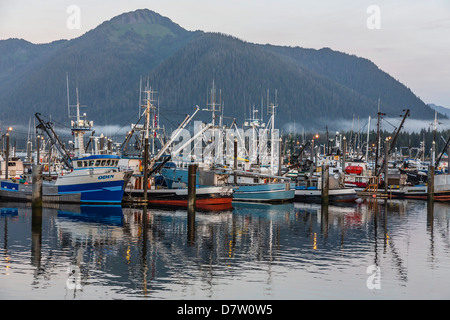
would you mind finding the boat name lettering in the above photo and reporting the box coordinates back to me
[98,175,114,180]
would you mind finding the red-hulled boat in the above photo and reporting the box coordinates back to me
[124,185,234,211]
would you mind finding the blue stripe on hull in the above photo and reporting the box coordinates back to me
[58,180,125,203]
[1,181,19,191]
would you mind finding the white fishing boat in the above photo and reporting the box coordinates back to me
[294,170,359,204]
[159,86,294,203]
[0,154,132,203]
[0,85,132,204]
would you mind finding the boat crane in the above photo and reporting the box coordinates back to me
[375,108,410,177]
[35,112,73,170]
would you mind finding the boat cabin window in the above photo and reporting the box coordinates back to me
[75,158,119,168]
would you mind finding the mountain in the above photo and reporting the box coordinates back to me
[429,103,450,117]
[146,33,380,128]
[0,8,440,133]
[0,9,198,126]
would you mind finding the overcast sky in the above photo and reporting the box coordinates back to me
[1,0,449,108]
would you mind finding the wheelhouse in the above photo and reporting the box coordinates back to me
[73,155,120,170]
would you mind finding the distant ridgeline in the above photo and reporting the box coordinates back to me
[0,9,440,133]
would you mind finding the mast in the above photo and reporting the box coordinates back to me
[67,82,93,158]
[267,89,278,175]
[205,80,221,127]
[375,106,385,177]
[366,116,371,162]
[66,72,70,118]
[203,80,222,166]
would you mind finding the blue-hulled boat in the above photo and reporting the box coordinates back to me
[160,165,294,203]
[233,182,295,202]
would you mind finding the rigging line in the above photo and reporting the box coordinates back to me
[157,107,190,115]
[37,113,73,131]
[110,109,146,137]
[157,113,178,129]
[383,118,399,130]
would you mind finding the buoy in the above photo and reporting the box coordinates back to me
[345,166,363,175]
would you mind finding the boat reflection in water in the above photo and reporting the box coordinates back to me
[1,199,450,299]
[57,204,124,226]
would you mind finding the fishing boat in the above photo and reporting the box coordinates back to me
[343,162,373,190]
[56,154,132,203]
[121,157,233,210]
[0,153,132,204]
[0,86,132,204]
[233,182,294,202]
[294,186,359,203]
[140,83,295,203]
[159,164,295,203]
[118,88,234,210]
[125,184,234,210]
[387,174,450,201]
[294,170,359,204]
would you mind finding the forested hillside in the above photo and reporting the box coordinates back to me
[0,9,440,133]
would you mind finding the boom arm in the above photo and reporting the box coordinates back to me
[35,112,73,169]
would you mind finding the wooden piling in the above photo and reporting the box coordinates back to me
[36,134,40,165]
[5,131,10,180]
[188,164,197,211]
[428,165,434,201]
[32,164,43,208]
[321,164,329,205]
[31,204,43,268]
[342,137,346,172]
[187,202,196,246]
[278,137,282,176]
[143,137,149,201]
[385,138,389,195]
[234,138,237,184]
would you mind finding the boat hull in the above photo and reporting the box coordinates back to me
[124,186,234,210]
[387,186,450,201]
[385,174,450,201]
[294,187,359,203]
[0,171,131,204]
[55,171,131,203]
[232,183,295,203]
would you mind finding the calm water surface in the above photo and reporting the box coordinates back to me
[1,199,449,300]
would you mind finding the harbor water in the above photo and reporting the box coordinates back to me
[1,199,449,300]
